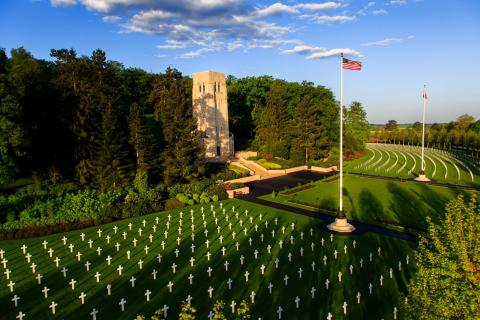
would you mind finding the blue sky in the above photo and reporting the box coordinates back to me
[1,0,479,123]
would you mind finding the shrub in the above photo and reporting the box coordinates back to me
[165,198,185,211]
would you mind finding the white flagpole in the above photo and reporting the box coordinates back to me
[421,85,426,173]
[339,53,344,215]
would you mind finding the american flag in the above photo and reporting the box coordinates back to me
[342,58,362,70]
[422,90,428,99]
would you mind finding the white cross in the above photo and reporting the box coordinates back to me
[378,246,382,256]
[94,272,101,283]
[149,234,153,242]
[36,274,42,284]
[394,307,398,319]
[90,308,98,320]
[156,254,162,263]
[360,258,364,268]
[288,253,292,262]
[250,291,256,304]
[338,271,342,282]
[126,250,131,260]
[312,261,316,271]
[85,261,91,271]
[174,249,179,258]
[342,301,348,314]
[167,281,174,293]
[325,279,330,290]
[30,263,36,273]
[79,292,86,304]
[117,265,123,275]
[76,251,82,261]
[132,239,137,247]
[115,242,120,251]
[138,228,142,237]
[240,255,244,265]
[138,259,144,269]
[327,312,333,320]
[227,278,232,289]
[189,257,195,267]
[254,250,258,259]
[277,306,283,319]
[284,275,289,286]
[69,278,76,290]
[162,305,169,318]
[4,268,11,279]
[53,257,60,267]
[369,282,373,294]
[334,250,338,259]
[344,244,348,254]
[145,289,151,302]
[300,247,304,256]
[298,268,303,279]
[350,264,354,275]
[0,249,4,259]
[48,248,54,257]
[128,223,132,230]
[230,300,236,313]
[207,267,213,277]
[130,276,136,287]
[224,260,229,271]
[97,229,102,237]
[96,247,102,256]
[268,282,273,294]
[11,294,20,307]
[190,243,195,253]
[25,253,32,263]
[16,311,25,320]
[311,287,316,298]
[171,263,177,274]
[42,240,48,249]
[208,286,214,298]
[152,269,158,280]
[380,275,384,286]
[106,255,112,265]
[106,284,112,295]
[69,244,74,252]
[294,296,300,308]
[80,233,85,241]
[119,298,126,311]
[49,301,57,314]
[42,286,50,298]
[221,247,226,255]
[353,240,356,248]
[356,292,361,304]
[275,258,279,269]
[244,271,250,282]
[113,226,118,234]
[188,273,194,284]
[123,232,127,240]
[61,236,67,245]
[260,264,265,275]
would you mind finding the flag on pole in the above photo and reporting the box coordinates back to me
[342,58,362,70]
[422,90,428,99]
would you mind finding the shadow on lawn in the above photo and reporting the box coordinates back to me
[358,189,384,223]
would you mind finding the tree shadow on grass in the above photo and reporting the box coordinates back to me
[358,189,384,224]
[386,183,426,230]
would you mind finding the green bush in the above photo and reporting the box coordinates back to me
[164,198,185,210]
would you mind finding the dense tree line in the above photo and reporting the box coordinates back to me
[0,47,205,187]
[373,114,480,157]
[227,76,368,164]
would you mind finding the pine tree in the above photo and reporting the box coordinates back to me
[95,104,132,190]
[128,102,158,175]
[150,68,205,186]
[403,195,480,319]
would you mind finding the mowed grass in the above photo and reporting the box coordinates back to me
[264,175,476,230]
[345,144,480,186]
[1,199,414,319]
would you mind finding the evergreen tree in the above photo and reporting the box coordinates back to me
[95,104,132,190]
[150,68,205,186]
[403,195,479,319]
[289,94,327,163]
[128,102,158,176]
[344,101,369,155]
[0,49,25,184]
[254,81,289,158]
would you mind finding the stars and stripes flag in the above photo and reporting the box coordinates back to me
[342,58,362,70]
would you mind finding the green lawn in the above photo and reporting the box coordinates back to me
[0,199,414,319]
[263,175,476,231]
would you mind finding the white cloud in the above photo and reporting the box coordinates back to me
[102,15,121,23]
[306,48,362,59]
[156,40,189,49]
[372,9,388,14]
[313,15,356,23]
[388,0,407,5]
[255,3,298,17]
[281,45,362,59]
[294,2,341,10]
[361,35,415,46]
[367,2,376,7]
[179,47,214,58]
[51,0,77,6]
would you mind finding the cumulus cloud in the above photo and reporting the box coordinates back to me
[361,35,415,46]
[281,45,362,59]
[294,2,341,10]
[254,3,298,17]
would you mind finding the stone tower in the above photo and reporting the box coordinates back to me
[192,71,233,162]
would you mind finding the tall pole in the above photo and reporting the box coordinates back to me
[339,53,344,218]
[421,85,426,173]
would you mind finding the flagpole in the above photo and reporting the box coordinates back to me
[327,52,354,233]
[415,84,430,182]
[339,52,344,218]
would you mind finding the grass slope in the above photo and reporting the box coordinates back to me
[1,199,414,319]
[264,175,476,230]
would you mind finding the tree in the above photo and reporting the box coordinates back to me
[403,195,480,319]
[385,120,398,131]
[150,68,205,186]
[455,114,475,130]
[95,104,133,190]
[344,102,369,155]
[411,121,422,132]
